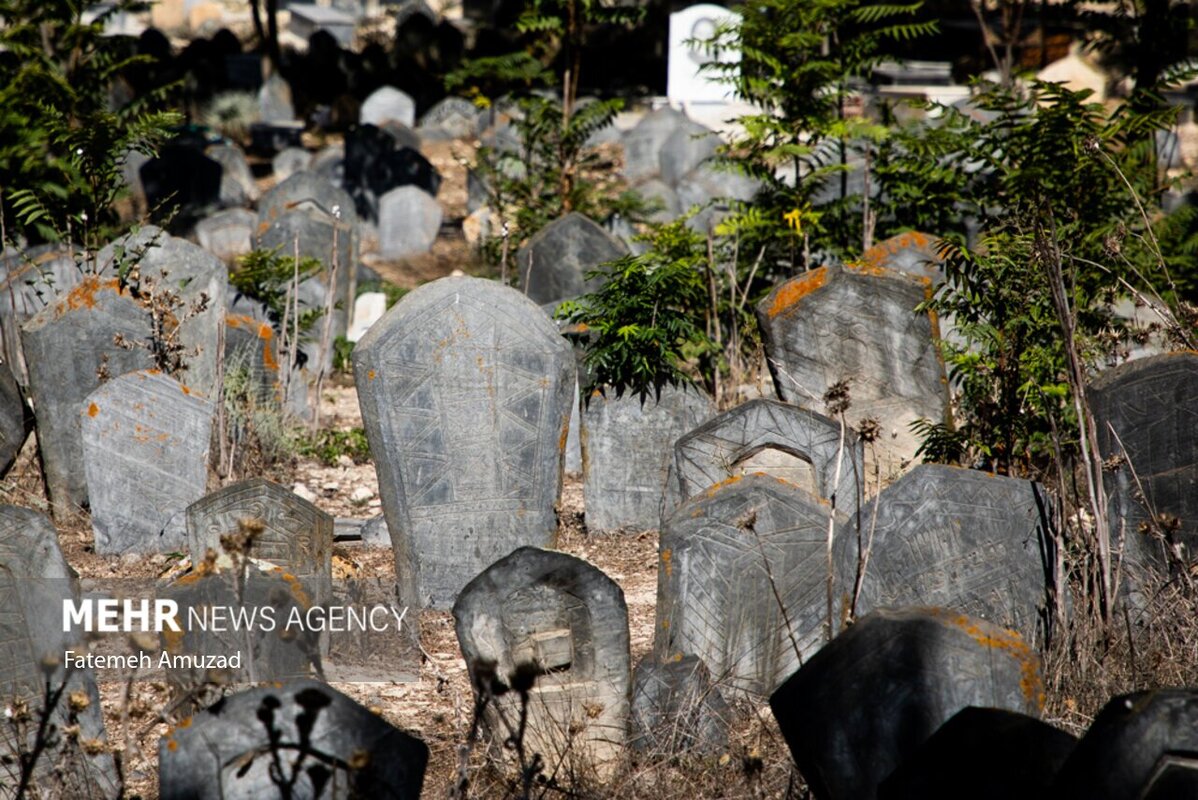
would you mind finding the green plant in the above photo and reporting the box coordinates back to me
[297,427,371,466]
[202,91,260,143]
[231,247,324,335]
[332,336,354,373]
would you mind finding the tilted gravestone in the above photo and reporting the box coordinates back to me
[159,679,428,800]
[224,312,281,404]
[1090,353,1198,570]
[21,277,155,518]
[258,171,357,231]
[582,384,713,532]
[454,546,630,780]
[0,244,81,327]
[757,262,948,473]
[659,118,720,187]
[82,370,213,554]
[662,398,863,523]
[0,505,120,799]
[770,607,1046,800]
[360,85,417,127]
[622,106,689,182]
[878,706,1077,800]
[378,185,442,259]
[194,207,256,263]
[629,654,731,755]
[656,473,848,696]
[206,142,260,206]
[271,146,312,183]
[843,464,1053,634]
[354,277,575,609]
[859,231,945,285]
[674,162,760,233]
[0,360,30,478]
[1049,688,1198,799]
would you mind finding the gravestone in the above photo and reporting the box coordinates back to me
[360,85,416,127]
[454,547,630,780]
[770,607,1046,800]
[1049,688,1198,799]
[622,107,689,182]
[224,312,281,404]
[82,370,213,554]
[757,262,948,472]
[656,473,847,696]
[159,679,428,800]
[417,96,482,140]
[249,120,304,155]
[140,141,222,222]
[859,231,945,284]
[674,162,760,232]
[378,185,442,259]
[845,464,1053,633]
[516,212,626,306]
[0,506,120,799]
[206,142,259,206]
[354,277,575,609]
[1090,353,1198,569]
[879,707,1077,800]
[195,207,256,262]
[186,477,333,607]
[582,384,712,532]
[663,398,863,523]
[667,4,741,108]
[660,119,720,187]
[0,244,82,325]
[0,361,28,477]
[347,291,387,342]
[258,171,356,229]
[636,177,681,223]
[630,654,731,755]
[21,278,155,517]
[258,72,295,122]
[343,126,441,222]
[271,146,312,182]
[380,120,422,153]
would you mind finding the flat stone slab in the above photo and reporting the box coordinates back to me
[516,212,627,306]
[354,276,575,609]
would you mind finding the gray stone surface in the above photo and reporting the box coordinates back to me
[381,121,422,152]
[378,185,442,259]
[770,607,1046,800]
[271,146,312,182]
[259,172,357,231]
[663,398,863,523]
[630,654,731,755]
[656,473,847,696]
[859,231,945,284]
[82,370,212,554]
[757,262,948,471]
[516,212,626,306]
[0,360,29,477]
[360,85,416,128]
[186,477,333,606]
[21,278,155,517]
[674,162,760,233]
[361,513,390,546]
[354,277,575,609]
[635,177,681,223]
[845,464,1053,633]
[257,73,294,122]
[159,679,428,799]
[194,207,256,263]
[454,546,630,779]
[660,119,720,187]
[622,106,689,182]
[582,384,713,532]
[0,244,81,325]
[417,96,482,140]
[206,142,260,206]
[224,310,281,404]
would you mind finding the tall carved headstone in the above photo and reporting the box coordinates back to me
[354,277,575,609]
[515,212,626,306]
[859,231,945,284]
[454,547,630,781]
[82,370,213,554]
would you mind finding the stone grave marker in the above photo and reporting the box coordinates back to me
[770,607,1046,800]
[0,360,29,477]
[757,262,948,471]
[360,85,416,127]
[454,546,630,780]
[159,679,428,799]
[582,384,712,532]
[258,171,356,230]
[271,146,312,182]
[635,177,681,223]
[622,106,689,182]
[630,654,731,755]
[656,473,847,696]
[82,370,213,554]
[663,398,863,523]
[206,142,259,206]
[667,4,741,108]
[660,118,720,187]
[844,464,1053,633]
[417,96,482,140]
[22,277,155,517]
[140,140,222,221]
[380,120,422,153]
[859,231,945,284]
[194,207,256,262]
[0,244,81,328]
[258,72,294,122]
[354,276,575,609]
[516,212,626,307]
[224,312,281,404]
[378,185,442,259]
[347,291,387,342]
[343,125,441,222]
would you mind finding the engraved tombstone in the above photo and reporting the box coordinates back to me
[159,679,428,800]
[354,277,575,609]
[770,607,1046,800]
[454,547,630,780]
[82,370,213,554]
[224,312,281,404]
[656,473,848,696]
[515,212,626,306]
[271,146,312,182]
[582,384,713,532]
[417,96,482,140]
[630,654,731,755]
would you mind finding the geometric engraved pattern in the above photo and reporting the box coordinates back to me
[355,277,574,609]
[844,464,1053,637]
[656,474,848,698]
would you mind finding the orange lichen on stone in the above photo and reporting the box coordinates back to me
[766,269,827,318]
[661,548,672,577]
[558,420,569,452]
[700,473,744,498]
[62,277,123,314]
[367,369,376,380]
[87,403,99,418]
[935,609,1046,710]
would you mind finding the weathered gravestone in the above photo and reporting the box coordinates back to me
[1090,353,1198,569]
[82,370,213,554]
[660,119,720,187]
[194,207,256,262]
[662,398,863,524]
[1049,688,1198,799]
[0,360,30,478]
[354,277,575,609]
[844,465,1053,633]
[634,177,681,223]
[454,546,630,780]
[380,120,422,153]
[224,312,281,404]
[159,679,428,800]
[859,231,945,285]
[347,291,387,343]
[757,262,948,473]
[206,142,260,206]
[417,96,482,140]
[258,171,357,232]
[22,278,155,518]
[622,106,689,183]
[258,72,295,122]
[271,146,312,182]
[378,185,442,259]
[630,654,731,755]
[288,4,355,47]
[878,706,1077,800]
[770,607,1046,800]
[582,384,712,532]
[343,125,441,222]
[186,477,333,608]
[0,506,120,799]
[0,244,81,326]
[674,162,760,233]
[360,85,416,127]
[656,473,848,696]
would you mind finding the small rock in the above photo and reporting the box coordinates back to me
[321,481,340,494]
[336,454,354,468]
[368,498,382,508]
[351,486,374,504]
[293,482,317,502]
[120,552,140,566]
